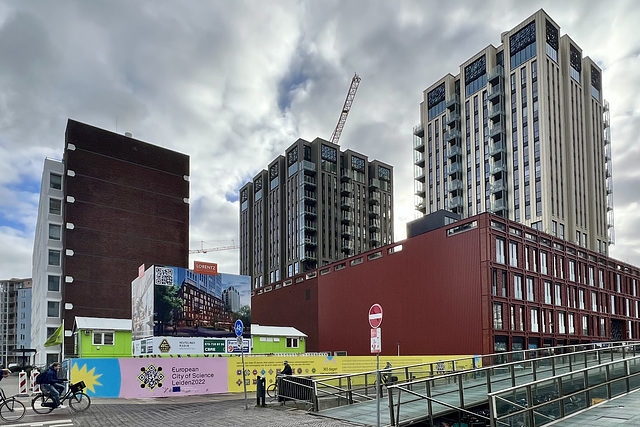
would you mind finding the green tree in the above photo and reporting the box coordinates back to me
[233,305,251,328]
[154,285,183,335]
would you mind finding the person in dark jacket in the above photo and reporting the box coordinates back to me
[0,368,10,382]
[282,361,293,375]
[42,362,67,408]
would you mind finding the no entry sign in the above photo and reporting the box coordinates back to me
[368,304,383,328]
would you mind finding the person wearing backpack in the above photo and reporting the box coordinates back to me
[41,362,67,409]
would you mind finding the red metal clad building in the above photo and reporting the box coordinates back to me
[252,213,640,356]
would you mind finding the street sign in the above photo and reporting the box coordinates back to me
[234,319,244,337]
[371,328,381,353]
[237,336,243,348]
[369,304,383,328]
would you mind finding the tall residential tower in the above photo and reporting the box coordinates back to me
[240,138,393,290]
[413,9,614,255]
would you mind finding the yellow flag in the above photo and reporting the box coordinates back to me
[44,324,63,347]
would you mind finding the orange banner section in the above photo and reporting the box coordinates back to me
[193,261,218,275]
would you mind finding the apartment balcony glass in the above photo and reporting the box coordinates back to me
[490,198,507,212]
[303,251,317,261]
[369,178,380,189]
[490,180,506,193]
[415,165,425,181]
[341,211,353,223]
[341,198,354,209]
[488,102,503,118]
[487,65,504,83]
[341,240,354,252]
[489,140,506,157]
[415,181,426,197]
[302,191,316,203]
[303,206,317,217]
[446,112,461,126]
[447,145,462,159]
[340,182,352,195]
[413,123,424,136]
[446,94,460,110]
[448,195,463,209]
[487,84,503,101]
[448,162,462,176]
[304,236,317,246]
[414,151,425,165]
[449,178,464,192]
[414,135,425,152]
[341,225,353,237]
[369,191,381,204]
[370,233,381,245]
[369,219,381,230]
[416,200,427,212]
[490,160,506,175]
[302,175,316,188]
[369,205,380,217]
[340,169,352,181]
[445,129,462,142]
[304,221,317,232]
[489,123,503,139]
[302,160,316,174]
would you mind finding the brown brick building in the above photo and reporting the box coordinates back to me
[61,120,189,355]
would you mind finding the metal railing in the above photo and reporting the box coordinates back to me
[489,353,640,426]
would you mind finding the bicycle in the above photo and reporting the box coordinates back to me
[0,387,26,422]
[266,381,278,398]
[31,381,91,414]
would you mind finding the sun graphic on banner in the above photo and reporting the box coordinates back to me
[70,363,103,393]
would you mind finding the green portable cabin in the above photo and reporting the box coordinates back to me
[251,324,307,354]
[73,316,132,358]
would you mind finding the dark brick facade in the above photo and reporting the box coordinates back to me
[62,119,189,355]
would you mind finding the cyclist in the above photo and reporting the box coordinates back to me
[0,368,10,381]
[41,362,67,409]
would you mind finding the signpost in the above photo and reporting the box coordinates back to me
[369,304,383,427]
[235,320,247,410]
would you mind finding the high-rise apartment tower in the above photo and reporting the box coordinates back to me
[413,9,614,255]
[240,138,393,289]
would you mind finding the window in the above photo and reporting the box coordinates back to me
[49,224,62,240]
[509,241,518,267]
[496,237,506,264]
[48,275,60,292]
[531,308,539,332]
[47,301,60,318]
[558,312,566,333]
[93,332,114,346]
[611,295,616,314]
[579,289,585,309]
[286,337,299,348]
[493,303,503,329]
[50,173,62,190]
[544,281,552,304]
[568,314,575,334]
[569,260,576,281]
[49,198,62,215]
[555,283,562,306]
[589,267,595,286]
[526,277,535,301]
[582,315,589,335]
[592,291,598,312]
[540,251,548,275]
[514,275,523,299]
[47,327,58,337]
[48,249,61,266]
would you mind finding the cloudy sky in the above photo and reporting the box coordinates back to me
[1,0,639,280]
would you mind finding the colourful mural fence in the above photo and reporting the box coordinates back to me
[65,355,478,398]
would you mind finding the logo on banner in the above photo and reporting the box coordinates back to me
[194,261,218,275]
[158,339,171,353]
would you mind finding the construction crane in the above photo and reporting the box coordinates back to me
[330,73,361,145]
[189,240,239,254]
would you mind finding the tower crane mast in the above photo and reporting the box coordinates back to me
[330,73,361,145]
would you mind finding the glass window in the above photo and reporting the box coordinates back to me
[286,338,299,348]
[48,249,61,266]
[493,303,503,329]
[568,313,575,334]
[544,281,552,304]
[555,284,562,306]
[49,224,62,240]
[526,277,535,301]
[50,173,62,190]
[47,275,60,292]
[49,198,62,215]
[558,312,566,333]
[509,241,518,267]
[93,332,115,346]
[579,289,585,309]
[496,237,506,264]
[569,260,576,281]
[531,308,539,332]
[47,301,60,318]
[540,251,548,275]
[514,275,523,299]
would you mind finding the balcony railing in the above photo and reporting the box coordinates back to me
[445,129,462,142]
[448,195,463,209]
[490,160,506,175]
[447,145,462,159]
[413,123,424,136]
[340,182,352,194]
[341,198,354,209]
[449,179,464,192]
[487,65,504,83]
[369,192,381,204]
[489,140,506,156]
[446,94,460,110]
[301,160,316,174]
[413,135,425,151]
[448,162,462,176]
[369,178,380,189]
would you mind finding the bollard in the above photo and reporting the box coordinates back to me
[30,370,41,394]
[18,371,29,396]
[256,375,266,407]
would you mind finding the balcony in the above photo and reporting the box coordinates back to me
[304,221,317,232]
[341,182,352,195]
[302,160,316,174]
[445,129,462,142]
[341,225,353,237]
[449,178,464,192]
[369,191,381,204]
[369,205,380,217]
[487,84,503,101]
[489,140,506,157]
[490,198,507,212]
[415,183,426,198]
[488,102,503,119]
[446,94,460,110]
[414,135,425,152]
[369,219,381,230]
[416,200,427,212]
[448,195,463,209]
[341,198,354,209]
[414,151,425,165]
[490,160,506,175]
[341,169,352,181]
[447,144,462,159]
[487,65,504,83]
[304,236,317,246]
[448,162,462,176]
[341,211,353,223]
[341,240,354,252]
[369,178,380,190]
[413,123,424,136]
[446,112,461,126]
[303,206,317,217]
[370,233,381,245]
[490,180,506,193]
[489,123,503,139]
[302,191,316,203]
[303,175,316,188]
[303,251,317,261]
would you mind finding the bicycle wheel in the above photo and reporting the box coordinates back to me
[0,398,26,422]
[31,393,55,414]
[266,383,277,398]
[68,392,91,412]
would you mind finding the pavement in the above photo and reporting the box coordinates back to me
[0,373,362,427]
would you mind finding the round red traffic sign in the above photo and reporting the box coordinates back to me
[369,304,383,328]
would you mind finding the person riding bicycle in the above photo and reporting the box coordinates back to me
[0,368,10,382]
[41,362,67,409]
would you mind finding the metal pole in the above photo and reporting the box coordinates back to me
[377,352,380,427]
[241,339,247,410]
